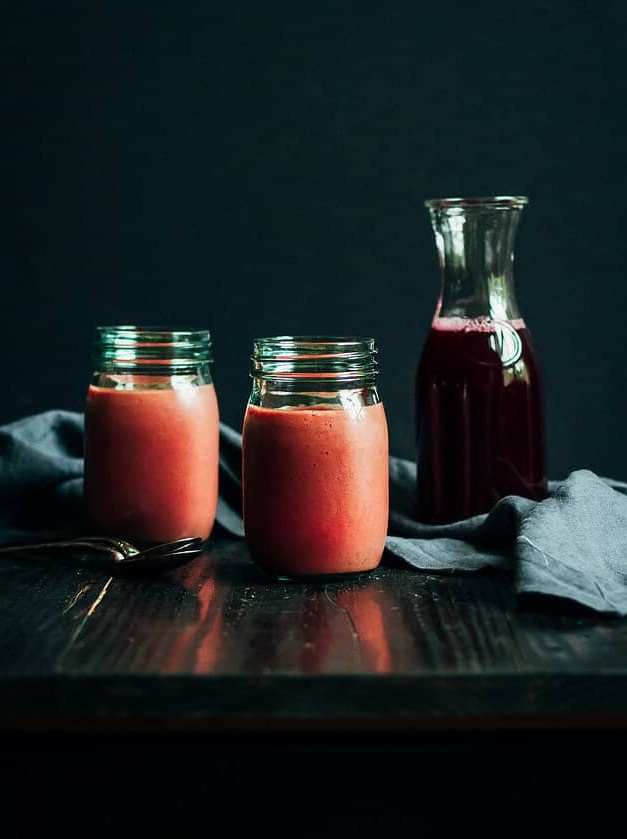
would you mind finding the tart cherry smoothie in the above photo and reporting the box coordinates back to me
[84,326,219,543]
[242,336,389,579]
[415,316,546,523]
[416,196,548,524]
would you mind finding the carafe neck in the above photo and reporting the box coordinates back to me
[426,196,528,322]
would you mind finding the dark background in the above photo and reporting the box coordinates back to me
[2,1,626,479]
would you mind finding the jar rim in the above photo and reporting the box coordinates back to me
[252,335,374,347]
[250,335,378,383]
[425,195,529,209]
[93,325,213,371]
[96,324,211,339]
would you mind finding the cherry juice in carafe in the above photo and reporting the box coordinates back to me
[415,196,548,524]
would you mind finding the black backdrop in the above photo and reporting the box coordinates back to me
[3,2,627,480]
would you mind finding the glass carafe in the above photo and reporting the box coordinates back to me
[415,196,548,523]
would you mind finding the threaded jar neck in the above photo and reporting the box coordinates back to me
[251,336,378,386]
[93,325,213,375]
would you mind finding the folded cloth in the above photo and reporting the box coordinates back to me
[2,409,627,616]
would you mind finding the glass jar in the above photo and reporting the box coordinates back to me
[415,196,548,523]
[242,336,389,580]
[84,325,220,543]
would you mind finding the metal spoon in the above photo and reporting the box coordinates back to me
[0,535,206,576]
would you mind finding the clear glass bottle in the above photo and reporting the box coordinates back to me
[242,335,389,580]
[84,325,220,543]
[415,196,548,523]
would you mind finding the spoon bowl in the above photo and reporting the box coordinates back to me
[0,535,206,576]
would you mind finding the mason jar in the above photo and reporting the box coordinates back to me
[84,325,219,543]
[242,335,389,580]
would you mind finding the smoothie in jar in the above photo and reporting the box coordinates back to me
[83,326,219,544]
[85,382,219,542]
[241,336,389,580]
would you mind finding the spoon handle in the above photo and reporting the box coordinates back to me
[0,539,123,559]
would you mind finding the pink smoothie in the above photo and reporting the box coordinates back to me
[84,383,219,542]
[242,402,389,578]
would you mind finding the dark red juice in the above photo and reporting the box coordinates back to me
[415,317,547,523]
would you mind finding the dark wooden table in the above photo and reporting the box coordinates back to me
[2,534,626,835]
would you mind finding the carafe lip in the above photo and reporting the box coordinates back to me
[425,195,528,209]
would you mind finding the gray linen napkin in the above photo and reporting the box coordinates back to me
[386,456,627,615]
[2,409,627,616]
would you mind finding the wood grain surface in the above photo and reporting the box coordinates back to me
[2,534,627,732]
